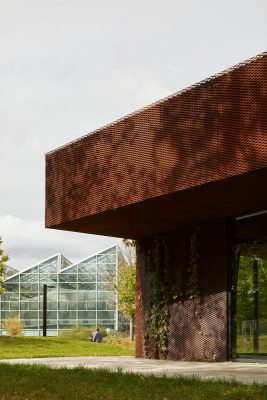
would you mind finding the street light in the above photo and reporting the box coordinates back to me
[43,284,56,337]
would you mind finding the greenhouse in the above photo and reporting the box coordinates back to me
[0,245,126,336]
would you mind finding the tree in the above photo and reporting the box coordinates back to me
[110,239,136,341]
[0,237,9,295]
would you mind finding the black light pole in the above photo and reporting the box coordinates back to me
[43,284,55,337]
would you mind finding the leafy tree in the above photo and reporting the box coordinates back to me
[110,239,136,341]
[0,237,9,295]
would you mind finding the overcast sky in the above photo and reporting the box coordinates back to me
[1,0,267,269]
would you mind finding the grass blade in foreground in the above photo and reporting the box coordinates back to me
[0,364,266,400]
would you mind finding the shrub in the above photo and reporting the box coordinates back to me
[2,316,24,337]
[60,326,108,341]
[104,330,132,345]
[59,326,90,341]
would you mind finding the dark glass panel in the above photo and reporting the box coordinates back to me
[97,320,115,328]
[1,292,19,301]
[60,265,77,274]
[61,256,72,270]
[97,301,107,310]
[78,311,96,319]
[106,300,116,310]
[1,302,9,310]
[58,311,77,319]
[20,301,29,310]
[78,283,96,290]
[29,302,38,310]
[40,320,57,329]
[58,320,77,329]
[58,292,77,302]
[23,265,38,274]
[20,292,38,300]
[47,302,57,311]
[77,319,96,327]
[86,301,96,310]
[1,311,18,319]
[97,264,116,274]
[77,302,86,310]
[39,274,58,283]
[4,276,19,283]
[97,273,114,282]
[77,291,96,301]
[3,283,19,292]
[20,283,38,292]
[39,257,58,274]
[58,282,77,290]
[97,311,115,319]
[78,257,96,274]
[77,273,96,283]
[20,311,38,319]
[22,319,39,328]
[97,283,110,290]
[20,274,38,283]
[59,274,77,283]
[39,311,57,319]
[58,302,67,311]
[67,302,77,311]
[97,292,115,301]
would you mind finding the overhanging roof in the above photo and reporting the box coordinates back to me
[46,52,267,238]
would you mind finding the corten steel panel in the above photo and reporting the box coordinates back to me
[46,52,267,238]
[136,219,229,361]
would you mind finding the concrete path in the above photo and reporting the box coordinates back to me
[1,356,267,384]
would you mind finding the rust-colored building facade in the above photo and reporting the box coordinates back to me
[46,52,267,361]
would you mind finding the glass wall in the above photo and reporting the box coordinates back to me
[0,245,127,336]
[232,212,267,359]
[4,266,18,278]
[58,246,118,331]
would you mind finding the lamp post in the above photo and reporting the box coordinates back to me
[43,284,55,337]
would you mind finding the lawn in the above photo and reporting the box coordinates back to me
[0,336,135,359]
[0,364,266,400]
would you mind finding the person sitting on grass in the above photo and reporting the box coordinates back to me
[92,328,103,343]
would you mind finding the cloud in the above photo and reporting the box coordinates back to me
[0,215,121,270]
[1,1,267,272]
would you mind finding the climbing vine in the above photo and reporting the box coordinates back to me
[187,226,201,302]
[144,236,170,359]
[144,226,202,359]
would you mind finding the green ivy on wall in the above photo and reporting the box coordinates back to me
[144,226,202,359]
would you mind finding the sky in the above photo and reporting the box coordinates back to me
[1,0,267,269]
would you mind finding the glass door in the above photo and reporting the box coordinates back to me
[232,242,267,358]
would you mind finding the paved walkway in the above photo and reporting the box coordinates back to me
[1,356,267,384]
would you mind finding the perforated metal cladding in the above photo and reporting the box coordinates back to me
[46,52,267,235]
[136,220,229,361]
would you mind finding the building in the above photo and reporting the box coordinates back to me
[45,52,267,361]
[0,245,127,336]
[5,266,18,278]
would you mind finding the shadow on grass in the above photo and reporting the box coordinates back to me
[0,364,266,400]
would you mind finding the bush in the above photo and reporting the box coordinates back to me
[59,326,90,341]
[104,330,132,345]
[2,316,24,337]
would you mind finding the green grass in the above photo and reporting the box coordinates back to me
[0,336,135,359]
[0,364,266,400]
